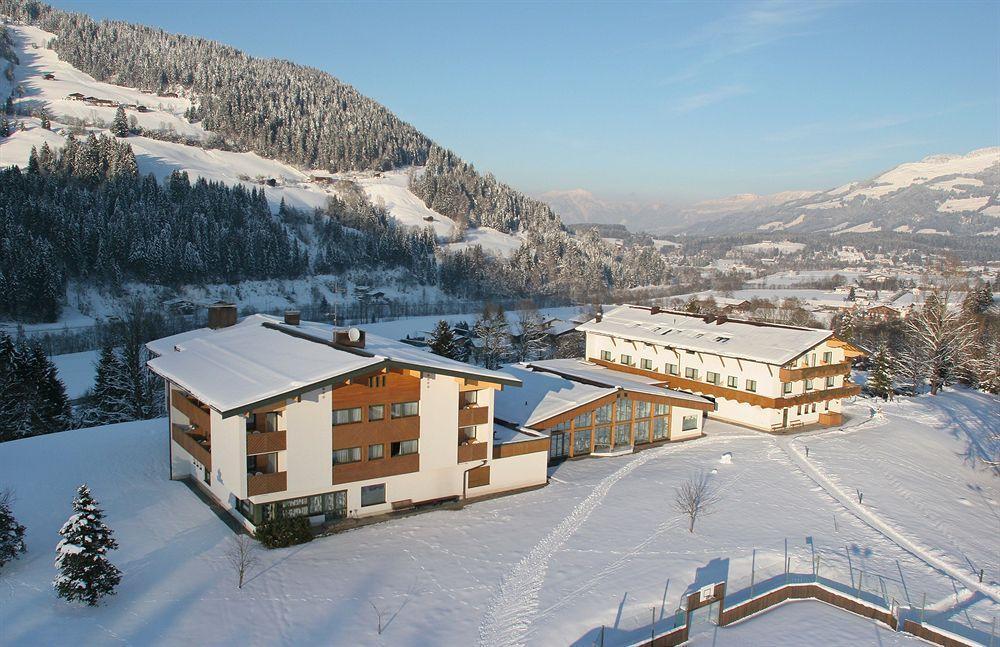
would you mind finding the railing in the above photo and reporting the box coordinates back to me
[458,406,490,427]
[171,424,211,470]
[171,390,211,434]
[778,361,852,382]
[332,453,419,485]
[247,471,287,496]
[246,429,286,455]
[458,441,488,463]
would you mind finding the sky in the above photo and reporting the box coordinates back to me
[47,0,1000,203]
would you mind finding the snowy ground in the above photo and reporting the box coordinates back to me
[0,388,996,645]
[49,349,98,400]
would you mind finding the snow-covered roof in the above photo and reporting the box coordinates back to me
[492,422,547,445]
[494,361,713,429]
[147,314,519,415]
[577,305,832,365]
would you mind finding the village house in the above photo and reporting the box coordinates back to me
[145,305,548,531]
[575,305,864,432]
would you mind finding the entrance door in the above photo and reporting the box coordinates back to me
[782,408,789,428]
[549,432,569,461]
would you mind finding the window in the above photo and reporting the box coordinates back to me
[652,417,668,440]
[548,419,570,432]
[573,411,593,428]
[620,354,633,366]
[367,374,387,388]
[811,403,817,413]
[391,439,418,456]
[595,403,612,424]
[601,350,612,361]
[727,376,738,388]
[805,379,814,391]
[593,425,611,451]
[573,429,592,455]
[685,367,699,380]
[826,376,836,388]
[368,444,384,460]
[368,404,385,421]
[247,453,277,474]
[653,402,669,416]
[616,398,632,421]
[666,363,679,376]
[823,351,833,364]
[391,401,419,418]
[641,358,653,370]
[634,419,650,443]
[746,379,757,392]
[549,431,569,458]
[706,371,720,385]
[332,447,361,464]
[613,424,631,448]
[796,405,802,415]
[460,426,478,444]
[459,390,479,407]
[782,382,793,395]
[634,400,651,419]
[333,407,362,425]
[682,415,699,431]
[361,484,385,507]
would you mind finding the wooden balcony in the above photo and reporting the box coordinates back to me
[246,429,286,455]
[777,383,861,408]
[458,441,488,463]
[332,453,419,485]
[332,416,419,450]
[171,424,211,471]
[171,390,211,434]
[247,471,287,496]
[779,361,852,382]
[458,406,489,427]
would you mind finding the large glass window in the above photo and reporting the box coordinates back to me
[573,411,593,428]
[573,429,592,455]
[368,404,385,421]
[682,415,699,431]
[391,401,419,418]
[634,419,650,444]
[654,402,669,416]
[595,403,612,424]
[634,400,651,419]
[361,484,385,507]
[549,419,571,432]
[333,407,362,425]
[613,423,631,448]
[391,439,418,456]
[652,417,668,440]
[332,447,361,464]
[616,399,632,421]
[550,431,569,459]
[594,425,611,451]
[324,490,347,519]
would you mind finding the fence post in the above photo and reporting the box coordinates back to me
[651,607,656,643]
[845,546,854,588]
[784,538,788,583]
[599,624,604,647]
[856,570,863,597]
[920,592,925,624]
[750,548,756,597]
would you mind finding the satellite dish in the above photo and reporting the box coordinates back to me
[347,327,361,342]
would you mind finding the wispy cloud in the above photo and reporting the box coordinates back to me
[672,84,749,113]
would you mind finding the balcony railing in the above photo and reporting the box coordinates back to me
[247,471,287,496]
[332,454,419,485]
[779,361,851,382]
[171,424,211,470]
[246,429,286,455]
[458,405,489,427]
[458,441,488,463]
[171,390,211,434]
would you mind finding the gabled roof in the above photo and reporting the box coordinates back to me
[576,305,833,365]
[147,314,519,416]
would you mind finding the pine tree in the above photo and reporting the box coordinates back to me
[54,485,121,606]
[39,111,50,130]
[868,342,894,400]
[0,488,27,569]
[515,308,551,362]
[474,307,512,370]
[83,343,130,426]
[111,106,128,137]
[427,319,460,360]
[27,145,39,173]
[0,116,10,138]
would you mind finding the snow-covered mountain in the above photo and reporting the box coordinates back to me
[678,148,999,237]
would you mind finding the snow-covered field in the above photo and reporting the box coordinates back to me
[0,389,996,645]
[49,349,98,400]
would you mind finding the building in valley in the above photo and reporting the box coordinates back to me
[494,359,715,463]
[576,305,863,432]
[145,305,548,531]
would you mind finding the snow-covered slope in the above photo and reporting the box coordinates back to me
[0,24,520,257]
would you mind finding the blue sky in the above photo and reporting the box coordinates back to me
[49,0,999,202]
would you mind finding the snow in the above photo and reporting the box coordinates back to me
[445,226,524,257]
[50,350,99,400]
[738,241,805,254]
[842,147,999,201]
[915,228,952,236]
[494,364,612,428]
[833,221,881,235]
[928,177,984,192]
[527,358,711,405]
[0,390,997,644]
[937,196,991,213]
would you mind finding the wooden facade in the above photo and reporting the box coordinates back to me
[493,437,550,459]
[467,465,491,488]
[247,471,287,496]
[332,454,420,485]
[171,423,211,470]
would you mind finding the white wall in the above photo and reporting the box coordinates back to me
[474,451,548,496]
[669,405,705,440]
[283,386,332,494]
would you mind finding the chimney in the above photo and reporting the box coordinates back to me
[207,302,237,329]
[283,310,301,326]
[334,327,366,348]
[595,313,603,323]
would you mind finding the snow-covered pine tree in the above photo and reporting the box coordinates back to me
[868,342,894,400]
[111,106,128,137]
[0,116,10,138]
[27,145,39,173]
[54,485,121,606]
[427,320,460,360]
[0,488,26,569]
[83,343,131,426]
[515,308,551,362]
[905,292,978,395]
[39,111,50,130]
[474,307,512,370]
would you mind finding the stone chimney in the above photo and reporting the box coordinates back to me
[283,310,301,326]
[207,302,237,330]
[334,327,366,349]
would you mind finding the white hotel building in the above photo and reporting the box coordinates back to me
[577,305,863,431]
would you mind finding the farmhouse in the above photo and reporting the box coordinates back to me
[494,359,714,463]
[145,304,547,531]
[576,305,864,431]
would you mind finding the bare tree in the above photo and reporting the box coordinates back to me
[905,291,978,395]
[225,534,259,590]
[370,600,387,635]
[674,471,719,533]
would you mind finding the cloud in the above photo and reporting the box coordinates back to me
[672,84,749,113]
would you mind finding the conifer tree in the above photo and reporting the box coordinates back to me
[0,116,10,138]
[27,145,39,173]
[83,343,129,426]
[474,306,512,370]
[428,319,460,360]
[868,342,894,400]
[111,106,128,137]
[54,485,121,606]
[0,488,27,569]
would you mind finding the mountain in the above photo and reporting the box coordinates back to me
[678,148,999,237]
